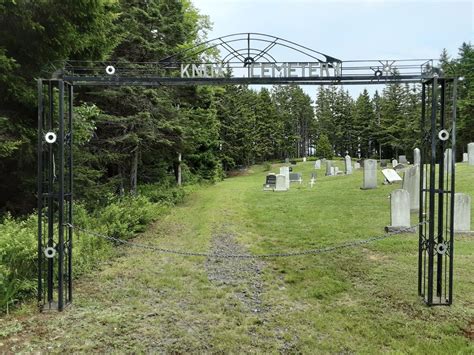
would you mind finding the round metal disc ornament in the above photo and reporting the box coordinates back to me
[374,70,383,78]
[438,129,449,141]
[44,247,56,259]
[45,132,57,144]
[105,65,116,75]
[436,243,448,255]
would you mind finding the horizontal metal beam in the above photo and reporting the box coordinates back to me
[63,74,425,86]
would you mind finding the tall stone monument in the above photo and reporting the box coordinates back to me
[325,160,333,176]
[344,155,352,175]
[361,159,377,189]
[468,142,474,166]
[280,166,290,189]
[402,165,420,211]
[413,148,421,165]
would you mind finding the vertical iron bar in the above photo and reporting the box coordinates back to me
[37,80,43,306]
[436,79,446,299]
[418,82,426,296]
[68,83,73,303]
[57,80,65,311]
[427,77,438,306]
[449,79,457,304]
[47,81,54,305]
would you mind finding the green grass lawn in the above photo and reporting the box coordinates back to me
[1,161,473,353]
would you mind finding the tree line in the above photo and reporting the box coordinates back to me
[0,0,472,216]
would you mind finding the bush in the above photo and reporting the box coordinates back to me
[0,183,193,313]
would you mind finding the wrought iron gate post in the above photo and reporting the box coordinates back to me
[418,77,456,306]
[37,79,73,311]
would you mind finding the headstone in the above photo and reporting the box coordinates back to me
[285,158,290,164]
[325,160,333,176]
[289,172,302,184]
[399,155,408,164]
[454,193,472,233]
[463,153,468,163]
[302,157,307,162]
[361,159,377,189]
[344,155,352,175]
[354,162,361,169]
[274,174,287,192]
[380,160,388,168]
[392,159,398,167]
[263,174,277,191]
[402,165,420,211]
[469,143,474,166]
[414,148,421,165]
[444,148,453,174]
[331,167,336,175]
[279,166,290,189]
[381,168,402,184]
[334,167,339,175]
[314,160,321,169]
[385,189,414,232]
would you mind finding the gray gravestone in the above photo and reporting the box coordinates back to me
[285,158,290,164]
[354,162,361,169]
[402,165,420,211]
[361,159,377,189]
[275,174,287,191]
[280,166,290,189]
[302,157,307,162]
[468,143,474,166]
[289,172,302,183]
[263,174,276,191]
[444,148,453,174]
[414,148,421,165]
[399,155,408,164]
[463,153,468,163]
[314,160,321,169]
[325,160,333,176]
[345,155,352,174]
[382,168,402,184]
[334,167,340,175]
[392,159,398,167]
[454,193,472,233]
[385,189,413,232]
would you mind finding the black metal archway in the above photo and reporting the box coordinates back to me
[37,33,457,311]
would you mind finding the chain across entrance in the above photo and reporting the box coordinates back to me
[72,222,426,259]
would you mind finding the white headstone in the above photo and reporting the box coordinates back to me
[334,167,339,175]
[344,155,352,175]
[399,155,408,164]
[279,166,290,189]
[414,148,421,165]
[354,162,361,169]
[468,143,474,166]
[302,157,307,162]
[454,193,471,233]
[402,165,420,211]
[314,160,321,169]
[444,148,453,174]
[381,169,402,184]
[392,159,398,167]
[275,174,288,191]
[362,159,377,189]
[463,153,468,163]
[387,189,411,230]
[325,160,333,176]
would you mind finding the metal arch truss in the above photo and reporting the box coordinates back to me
[419,77,457,306]
[37,33,457,311]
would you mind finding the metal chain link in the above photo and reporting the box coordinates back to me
[71,222,426,259]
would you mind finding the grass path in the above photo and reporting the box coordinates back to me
[1,162,473,353]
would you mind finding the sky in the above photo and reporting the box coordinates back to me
[192,0,473,98]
